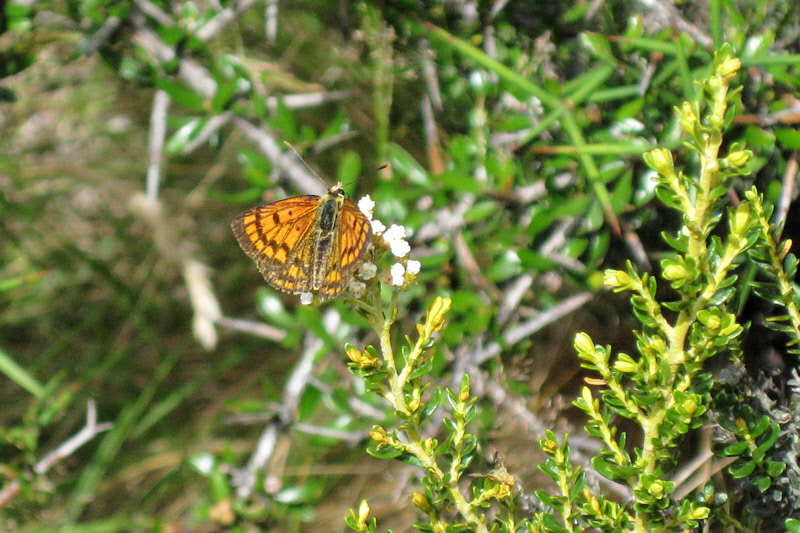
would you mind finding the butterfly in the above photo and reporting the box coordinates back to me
[231,184,372,301]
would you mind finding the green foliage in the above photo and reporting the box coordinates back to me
[746,194,800,355]
[565,48,796,531]
[533,431,630,532]
[343,46,800,533]
[347,296,523,533]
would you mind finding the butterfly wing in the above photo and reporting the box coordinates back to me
[231,195,320,294]
[317,198,372,300]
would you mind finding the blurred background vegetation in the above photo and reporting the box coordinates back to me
[1,0,800,531]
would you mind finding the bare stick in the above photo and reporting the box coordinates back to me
[474,292,593,364]
[233,325,324,499]
[0,401,113,508]
[146,90,170,203]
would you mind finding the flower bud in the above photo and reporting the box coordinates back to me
[662,263,686,281]
[370,426,388,444]
[646,148,675,176]
[648,480,665,498]
[717,57,741,81]
[725,149,751,168]
[408,397,420,413]
[541,439,557,454]
[604,269,633,289]
[678,102,697,132]
[731,202,751,236]
[683,397,698,416]
[574,332,596,357]
[613,354,639,374]
[357,500,371,524]
[412,492,431,511]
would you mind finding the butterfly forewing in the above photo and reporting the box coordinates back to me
[232,196,318,290]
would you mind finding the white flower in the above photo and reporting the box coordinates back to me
[382,224,410,258]
[300,292,314,305]
[390,239,410,258]
[358,195,375,219]
[383,224,407,242]
[390,263,406,286]
[370,219,386,236]
[349,279,366,298]
[406,260,421,275]
[358,261,377,280]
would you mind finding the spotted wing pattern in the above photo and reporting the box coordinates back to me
[317,199,373,300]
[231,187,372,301]
[231,195,320,294]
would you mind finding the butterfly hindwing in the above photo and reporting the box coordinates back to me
[318,199,372,299]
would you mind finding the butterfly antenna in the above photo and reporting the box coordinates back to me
[283,141,326,186]
[342,163,390,188]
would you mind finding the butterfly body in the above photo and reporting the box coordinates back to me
[232,185,372,301]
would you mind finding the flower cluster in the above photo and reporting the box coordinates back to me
[352,195,420,296]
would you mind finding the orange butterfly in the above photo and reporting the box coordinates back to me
[231,184,372,301]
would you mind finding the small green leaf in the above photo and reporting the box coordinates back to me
[273,479,325,504]
[461,435,478,455]
[409,354,435,379]
[729,459,756,479]
[591,456,638,481]
[165,118,204,153]
[389,143,430,187]
[767,459,786,477]
[420,387,442,423]
[440,170,483,194]
[211,80,237,112]
[517,249,558,271]
[366,443,403,460]
[721,441,749,456]
[298,386,322,420]
[775,128,800,149]
[155,78,205,111]
[463,201,499,223]
[534,489,559,509]
[752,475,772,492]
[580,33,616,65]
